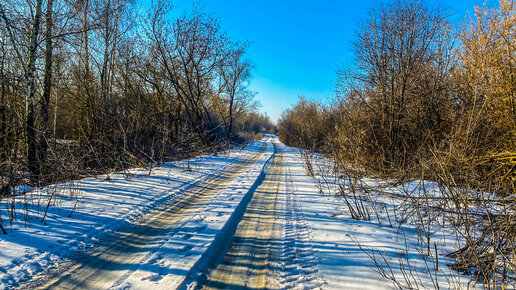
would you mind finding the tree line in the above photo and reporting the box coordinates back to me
[279,1,515,283]
[279,0,515,196]
[0,0,274,192]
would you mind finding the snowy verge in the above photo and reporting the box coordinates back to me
[270,146,324,289]
[281,142,473,289]
[0,140,264,288]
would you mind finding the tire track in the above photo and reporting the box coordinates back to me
[199,141,323,290]
[200,142,284,289]
[275,160,323,289]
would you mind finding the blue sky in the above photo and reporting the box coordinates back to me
[157,0,489,122]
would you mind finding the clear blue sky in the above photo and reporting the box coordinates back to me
[154,0,488,123]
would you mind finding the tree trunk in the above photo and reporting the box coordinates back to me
[26,0,43,178]
[0,4,25,71]
[1,23,6,159]
[82,0,89,74]
[39,0,54,173]
[227,93,234,143]
[100,0,111,105]
[80,0,93,146]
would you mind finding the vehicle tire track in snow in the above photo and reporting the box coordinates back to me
[200,142,284,289]
[273,155,324,289]
[27,142,269,290]
[194,141,323,290]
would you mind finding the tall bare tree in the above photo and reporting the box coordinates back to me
[26,0,44,177]
[337,0,456,169]
[38,0,54,172]
[147,3,230,147]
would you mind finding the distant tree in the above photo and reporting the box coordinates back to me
[218,45,253,143]
[278,97,330,150]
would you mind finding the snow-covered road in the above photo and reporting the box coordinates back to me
[200,141,285,289]
[1,136,473,289]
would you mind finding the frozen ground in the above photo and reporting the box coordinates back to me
[0,137,475,289]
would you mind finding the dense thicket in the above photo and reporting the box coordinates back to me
[279,0,515,284]
[0,0,274,191]
[279,0,515,194]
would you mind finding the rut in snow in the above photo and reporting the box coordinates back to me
[271,158,324,289]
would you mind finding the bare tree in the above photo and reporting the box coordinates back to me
[26,0,44,177]
[38,0,54,175]
[335,0,456,172]
[147,3,231,148]
[219,45,253,143]
[0,0,263,197]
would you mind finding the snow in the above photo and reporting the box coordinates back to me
[272,150,324,289]
[0,137,479,289]
[281,142,474,289]
[118,139,275,289]
[0,140,269,288]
